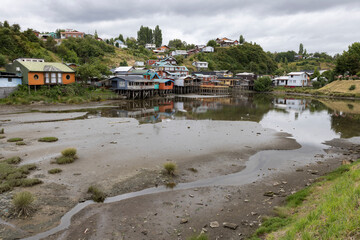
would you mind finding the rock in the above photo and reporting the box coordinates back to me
[223,222,238,230]
[342,160,351,165]
[251,212,257,216]
[244,199,249,202]
[189,194,194,198]
[210,221,220,228]
[141,230,148,235]
[282,181,288,184]
[263,191,275,197]
[201,228,207,234]
[180,218,188,224]
[273,181,280,186]
[110,141,117,144]
[296,168,304,172]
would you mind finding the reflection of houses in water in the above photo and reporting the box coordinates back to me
[274,98,308,119]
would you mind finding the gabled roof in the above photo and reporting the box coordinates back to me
[114,66,134,72]
[288,72,307,76]
[17,61,74,72]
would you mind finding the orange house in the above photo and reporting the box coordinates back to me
[6,60,75,86]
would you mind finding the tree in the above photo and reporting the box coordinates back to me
[56,29,65,39]
[174,55,184,64]
[239,35,245,44]
[45,36,57,52]
[335,42,360,75]
[254,76,272,92]
[11,24,20,32]
[168,39,185,49]
[94,30,98,39]
[0,54,7,67]
[299,43,304,55]
[115,42,119,48]
[207,40,217,48]
[154,25,162,47]
[126,37,137,49]
[119,60,128,66]
[137,26,153,46]
[118,34,124,43]
[3,20,9,28]
[311,67,320,80]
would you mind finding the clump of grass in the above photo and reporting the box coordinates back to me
[87,185,106,203]
[61,148,77,157]
[48,168,62,174]
[349,85,356,91]
[0,135,5,139]
[187,167,198,173]
[38,137,58,142]
[12,191,35,217]
[3,156,22,164]
[286,187,312,208]
[165,182,177,189]
[16,141,26,146]
[163,161,177,175]
[7,138,23,142]
[254,216,292,236]
[56,148,77,164]
[187,234,208,240]
[0,128,4,134]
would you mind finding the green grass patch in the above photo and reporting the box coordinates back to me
[12,191,35,217]
[61,148,77,157]
[56,156,75,164]
[187,234,208,240]
[0,135,5,139]
[163,161,177,175]
[87,185,106,203]
[56,148,78,164]
[0,161,40,193]
[0,128,4,134]
[16,141,26,146]
[7,138,23,142]
[259,160,360,239]
[38,137,58,142]
[48,168,62,174]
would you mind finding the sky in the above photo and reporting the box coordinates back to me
[1,0,360,55]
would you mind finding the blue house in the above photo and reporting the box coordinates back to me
[0,72,22,98]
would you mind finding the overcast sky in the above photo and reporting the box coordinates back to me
[2,0,360,55]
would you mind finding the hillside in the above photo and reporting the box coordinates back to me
[318,80,360,94]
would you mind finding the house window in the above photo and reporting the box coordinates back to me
[66,74,71,80]
[8,78,12,82]
[34,74,39,80]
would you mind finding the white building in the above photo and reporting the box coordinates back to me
[287,72,310,87]
[192,61,208,69]
[145,44,156,50]
[134,61,145,67]
[201,46,214,53]
[114,40,127,49]
[274,76,289,86]
[171,50,188,57]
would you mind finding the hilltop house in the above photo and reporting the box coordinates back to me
[201,46,214,53]
[114,40,127,48]
[192,61,208,69]
[6,59,75,86]
[216,38,239,47]
[145,44,156,50]
[171,50,188,57]
[153,45,169,53]
[60,30,84,39]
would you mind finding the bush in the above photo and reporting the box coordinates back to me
[12,191,35,217]
[254,76,273,92]
[163,162,177,175]
[61,148,77,157]
[0,128,4,134]
[0,135,5,139]
[16,141,26,146]
[88,185,106,202]
[38,137,58,142]
[7,138,23,142]
[4,156,21,164]
[349,85,356,91]
[48,168,62,174]
[56,156,75,164]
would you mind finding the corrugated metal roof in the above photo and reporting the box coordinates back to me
[18,61,75,72]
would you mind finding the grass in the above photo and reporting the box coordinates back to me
[56,148,77,164]
[349,84,356,91]
[38,137,58,142]
[0,160,41,193]
[0,135,5,139]
[16,141,26,146]
[48,168,62,174]
[187,234,208,240]
[0,128,4,134]
[163,161,177,175]
[7,138,24,142]
[253,160,360,239]
[87,185,107,203]
[12,191,35,217]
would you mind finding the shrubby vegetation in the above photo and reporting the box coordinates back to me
[12,191,35,217]
[335,42,360,75]
[254,76,272,92]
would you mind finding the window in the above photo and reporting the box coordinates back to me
[8,78,12,82]
[66,75,71,80]
[34,74,39,80]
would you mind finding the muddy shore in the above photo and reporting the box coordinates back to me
[0,105,359,240]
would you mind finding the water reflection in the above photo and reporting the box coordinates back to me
[92,93,360,139]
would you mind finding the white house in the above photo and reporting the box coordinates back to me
[112,66,135,75]
[145,44,156,50]
[134,61,145,67]
[287,72,310,87]
[171,50,188,57]
[192,61,208,69]
[201,46,214,53]
[274,76,289,86]
[114,40,127,49]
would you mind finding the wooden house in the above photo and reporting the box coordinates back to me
[0,72,22,99]
[60,30,84,39]
[6,60,75,86]
[110,75,156,99]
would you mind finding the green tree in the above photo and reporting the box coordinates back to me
[254,76,272,92]
[335,42,360,75]
[207,40,217,48]
[174,55,184,64]
[94,30,98,39]
[168,39,185,49]
[45,36,57,52]
[119,60,128,66]
[239,35,245,44]
[3,21,9,28]
[118,34,124,43]
[154,25,162,47]
[137,26,153,46]
[0,54,7,67]
[299,43,304,55]
[11,24,20,32]
[126,37,137,49]
[55,29,65,39]
[311,67,320,80]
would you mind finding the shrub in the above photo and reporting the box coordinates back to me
[0,135,5,139]
[254,76,273,92]
[0,128,4,134]
[56,156,75,164]
[12,191,35,217]
[16,141,26,146]
[48,168,62,174]
[61,148,77,157]
[7,138,23,142]
[38,137,58,142]
[88,185,106,202]
[163,162,177,175]
[20,178,42,187]
[349,85,356,91]
[4,156,21,164]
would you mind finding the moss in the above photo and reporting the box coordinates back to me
[38,137,58,142]
[56,156,75,164]
[15,141,26,146]
[7,138,23,142]
[48,168,62,174]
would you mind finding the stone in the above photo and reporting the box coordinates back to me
[141,230,148,235]
[223,222,238,230]
[210,221,220,228]
[263,191,275,197]
[180,218,188,224]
